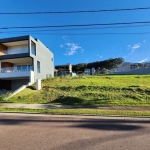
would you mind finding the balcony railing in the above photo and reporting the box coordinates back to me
[0,66,33,73]
[0,50,28,56]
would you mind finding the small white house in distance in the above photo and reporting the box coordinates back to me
[0,35,54,95]
[91,68,95,75]
[109,62,131,73]
[84,69,91,75]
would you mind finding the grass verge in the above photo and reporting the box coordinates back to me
[1,108,150,116]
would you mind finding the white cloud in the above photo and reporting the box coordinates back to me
[66,43,72,46]
[60,44,64,48]
[127,45,131,49]
[97,55,103,58]
[139,58,148,63]
[60,37,84,56]
[132,44,141,50]
[65,42,82,56]
[127,43,141,53]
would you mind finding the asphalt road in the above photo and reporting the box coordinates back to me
[0,113,150,150]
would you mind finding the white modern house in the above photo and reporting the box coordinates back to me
[109,62,131,73]
[109,62,150,74]
[0,35,54,94]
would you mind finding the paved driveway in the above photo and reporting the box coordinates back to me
[0,113,150,150]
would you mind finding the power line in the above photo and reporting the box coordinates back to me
[1,6,150,14]
[1,24,150,33]
[2,31,150,35]
[1,21,150,30]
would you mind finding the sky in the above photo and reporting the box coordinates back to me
[0,0,150,65]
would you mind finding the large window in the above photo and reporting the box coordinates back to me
[28,65,33,71]
[37,61,40,73]
[17,65,33,72]
[31,41,36,55]
[22,65,27,71]
[17,65,21,71]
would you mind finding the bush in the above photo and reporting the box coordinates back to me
[0,92,12,101]
[0,94,6,101]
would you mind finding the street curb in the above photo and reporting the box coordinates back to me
[0,112,150,119]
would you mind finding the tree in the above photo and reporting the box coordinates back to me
[72,58,124,72]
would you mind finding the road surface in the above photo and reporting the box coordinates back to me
[0,113,150,150]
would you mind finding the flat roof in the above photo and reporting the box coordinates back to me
[0,35,30,43]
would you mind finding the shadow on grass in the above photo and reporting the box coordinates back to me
[27,86,36,90]
[49,96,87,105]
[47,96,111,106]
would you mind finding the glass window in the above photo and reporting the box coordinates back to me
[37,61,40,73]
[31,41,36,55]
[22,65,27,71]
[28,65,33,71]
[17,66,21,71]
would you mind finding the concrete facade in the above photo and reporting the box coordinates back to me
[30,37,54,80]
[0,35,54,93]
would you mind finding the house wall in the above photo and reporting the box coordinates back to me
[29,37,54,81]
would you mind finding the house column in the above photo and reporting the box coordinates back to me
[28,36,31,54]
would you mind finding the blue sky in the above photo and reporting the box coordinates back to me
[0,0,150,65]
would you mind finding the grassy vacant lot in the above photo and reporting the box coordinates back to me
[4,75,150,106]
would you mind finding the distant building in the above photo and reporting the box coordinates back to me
[109,62,131,73]
[144,62,150,68]
[91,68,95,75]
[84,69,90,75]
[55,63,72,73]
[109,62,150,74]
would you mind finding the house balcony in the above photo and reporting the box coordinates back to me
[0,66,33,79]
[0,50,29,60]
[1,65,33,72]
[0,50,29,56]
[0,40,30,60]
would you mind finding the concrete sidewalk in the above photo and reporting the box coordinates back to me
[0,103,150,111]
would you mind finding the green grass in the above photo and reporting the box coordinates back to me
[1,108,150,116]
[2,75,150,106]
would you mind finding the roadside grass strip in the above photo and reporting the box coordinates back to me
[1,108,150,116]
